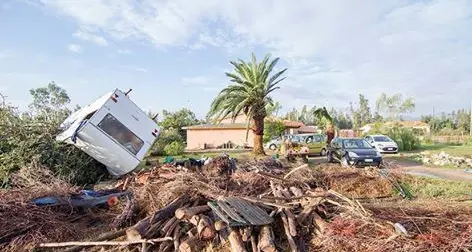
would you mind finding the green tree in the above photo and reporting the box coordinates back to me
[208,53,287,155]
[160,108,202,141]
[1,86,106,186]
[263,120,286,143]
[350,94,373,129]
[313,107,333,129]
[29,81,71,123]
[376,93,415,120]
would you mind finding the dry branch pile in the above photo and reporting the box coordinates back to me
[1,157,472,252]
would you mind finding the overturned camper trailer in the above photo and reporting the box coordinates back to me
[56,89,160,176]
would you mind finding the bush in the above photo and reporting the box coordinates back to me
[384,127,420,151]
[150,129,183,156]
[163,141,185,156]
[368,124,421,151]
[0,107,107,187]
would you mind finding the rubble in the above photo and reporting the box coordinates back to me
[1,156,472,252]
[421,151,472,168]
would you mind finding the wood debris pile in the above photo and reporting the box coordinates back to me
[2,157,472,252]
[46,156,401,252]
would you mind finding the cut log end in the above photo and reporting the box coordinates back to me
[197,215,217,241]
[229,228,247,252]
[179,236,204,252]
[258,226,277,252]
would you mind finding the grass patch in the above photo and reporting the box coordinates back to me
[400,175,472,198]
[418,143,472,158]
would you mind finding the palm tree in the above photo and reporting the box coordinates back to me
[314,107,335,143]
[208,53,287,155]
[313,107,333,124]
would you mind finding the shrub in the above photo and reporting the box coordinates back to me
[368,124,421,151]
[0,106,107,187]
[384,127,420,151]
[163,141,185,156]
[150,129,183,156]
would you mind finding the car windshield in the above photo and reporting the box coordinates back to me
[373,136,391,142]
[343,139,372,149]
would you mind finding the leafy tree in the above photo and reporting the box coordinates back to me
[313,107,333,126]
[29,81,71,123]
[263,120,286,143]
[160,108,202,141]
[376,93,415,120]
[350,94,373,129]
[1,85,106,187]
[208,53,287,155]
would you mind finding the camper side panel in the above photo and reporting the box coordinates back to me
[75,123,140,176]
[88,90,158,160]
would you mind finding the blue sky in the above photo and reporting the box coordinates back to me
[1,0,471,119]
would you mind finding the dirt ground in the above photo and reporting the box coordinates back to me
[307,155,472,182]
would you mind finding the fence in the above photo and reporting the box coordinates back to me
[429,135,470,144]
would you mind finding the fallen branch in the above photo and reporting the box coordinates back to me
[39,237,173,248]
[284,164,309,179]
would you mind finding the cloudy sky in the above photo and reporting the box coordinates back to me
[1,0,471,118]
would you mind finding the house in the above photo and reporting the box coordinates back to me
[183,114,304,150]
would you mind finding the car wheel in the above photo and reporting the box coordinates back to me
[320,148,327,156]
[269,144,277,150]
[341,156,350,167]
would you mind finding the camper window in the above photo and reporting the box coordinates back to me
[97,113,144,155]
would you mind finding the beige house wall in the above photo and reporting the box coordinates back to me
[186,129,254,150]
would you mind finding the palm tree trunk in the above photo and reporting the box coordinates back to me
[252,116,266,155]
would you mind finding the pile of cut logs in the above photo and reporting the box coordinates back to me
[41,164,387,252]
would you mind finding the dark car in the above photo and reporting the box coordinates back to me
[327,137,383,167]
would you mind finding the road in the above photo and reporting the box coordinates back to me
[308,156,472,182]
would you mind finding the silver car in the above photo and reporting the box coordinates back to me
[265,134,304,150]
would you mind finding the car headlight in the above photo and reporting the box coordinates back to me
[348,151,359,158]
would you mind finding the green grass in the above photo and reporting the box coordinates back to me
[417,143,472,158]
[400,175,472,198]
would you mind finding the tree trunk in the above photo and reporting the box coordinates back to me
[252,116,266,155]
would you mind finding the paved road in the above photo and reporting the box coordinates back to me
[308,156,472,182]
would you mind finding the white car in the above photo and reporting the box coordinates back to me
[364,135,398,154]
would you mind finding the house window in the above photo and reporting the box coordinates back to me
[98,113,144,155]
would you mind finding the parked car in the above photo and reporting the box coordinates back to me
[327,137,383,167]
[265,134,304,150]
[298,133,327,156]
[265,136,283,150]
[364,134,398,154]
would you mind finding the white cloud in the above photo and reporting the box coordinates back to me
[120,65,148,72]
[73,30,108,46]
[67,44,83,53]
[117,49,132,54]
[37,0,472,114]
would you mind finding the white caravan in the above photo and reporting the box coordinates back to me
[56,89,160,176]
